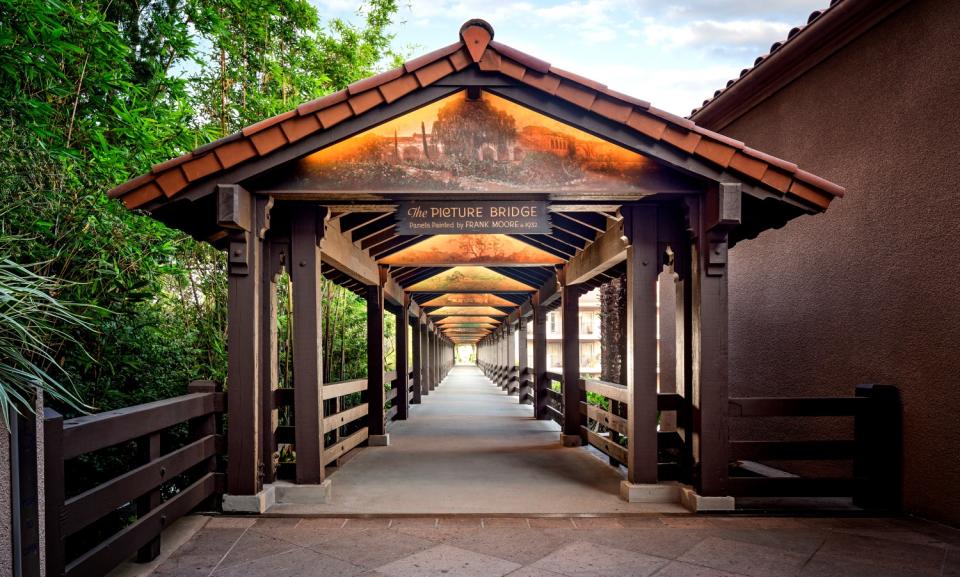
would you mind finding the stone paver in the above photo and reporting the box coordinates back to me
[147,514,960,577]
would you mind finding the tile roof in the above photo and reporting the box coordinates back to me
[109,19,844,214]
[690,0,843,118]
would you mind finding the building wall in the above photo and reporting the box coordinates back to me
[715,0,960,524]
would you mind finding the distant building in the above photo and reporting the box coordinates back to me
[525,288,602,377]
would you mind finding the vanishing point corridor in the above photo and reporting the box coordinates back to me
[269,365,683,515]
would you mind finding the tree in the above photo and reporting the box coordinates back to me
[434,97,518,161]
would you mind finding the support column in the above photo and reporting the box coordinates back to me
[623,205,660,487]
[506,321,516,393]
[367,268,387,444]
[261,238,285,485]
[421,319,431,395]
[221,185,263,497]
[533,296,548,420]
[411,310,422,404]
[561,282,583,446]
[290,206,326,484]
[396,297,410,420]
[518,316,530,403]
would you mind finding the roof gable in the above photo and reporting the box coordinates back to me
[109,19,844,220]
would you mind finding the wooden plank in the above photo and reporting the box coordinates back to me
[367,281,386,436]
[323,428,368,466]
[323,379,367,399]
[563,223,628,285]
[61,393,222,459]
[581,403,628,436]
[544,404,564,426]
[730,440,856,461]
[43,410,65,577]
[386,387,398,402]
[582,427,628,464]
[395,298,410,419]
[728,397,863,417]
[727,477,855,497]
[65,473,221,577]
[323,404,369,434]
[545,372,563,382]
[582,379,628,404]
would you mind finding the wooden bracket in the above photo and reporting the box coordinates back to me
[707,182,742,232]
[217,184,252,231]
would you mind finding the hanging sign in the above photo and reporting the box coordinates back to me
[396,201,550,235]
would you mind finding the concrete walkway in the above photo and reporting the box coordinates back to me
[268,364,685,515]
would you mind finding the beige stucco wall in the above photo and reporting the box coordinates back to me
[718,0,960,524]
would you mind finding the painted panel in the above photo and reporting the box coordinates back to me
[407,266,535,292]
[274,91,669,193]
[420,293,517,307]
[380,234,562,266]
[427,306,508,317]
[434,316,503,325]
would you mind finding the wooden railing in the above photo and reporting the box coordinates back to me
[518,367,534,403]
[543,371,564,426]
[505,366,520,394]
[577,378,686,478]
[727,384,900,508]
[273,377,369,476]
[43,381,224,577]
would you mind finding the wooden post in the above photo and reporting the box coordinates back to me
[261,239,285,485]
[561,281,582,445]
[533,296,549,420]
[411,310,423,404]
[518,316,530,404]
[396,296,410,420]
[623,205,660,484]
[136,432,162,561]
[43,408,64,577]
[692,189,732,497]
[221,185,262,495]
[853,384,901,509]
[506,321,516,392]
[367,269,386,438]
[290,206,326,484]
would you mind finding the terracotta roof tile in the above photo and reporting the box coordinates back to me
[295,91,348,117]
[477,48,502,72]
[518,69,560,95]
[194,131,243,155]
[489,41,550,74]
[794,168,845,197]
[242,110,297,137]
[460,21,493,62]
[108,19,843,217]
[556,80,596,110]
[661,125,701,154]
[318,102,353,130]
[122,182,163,209]
[415,58,456,86]
[448,49,471,71]
[379,74,420,103]
[249,126,288,156]
[499,58,526,81]
[347,67,404,95]
[625,110,667,140]
[151,152,193,174]
[728,151,769,181]
[348,89,385,115]
[403,42,463,73]
[549,67,606,92]
[789,179,833,208]
[155,167,188,197]
[694,138,738,168]
[590,96,633,124]
[280,113,322,143]
[761,167,793,194]
[214,138,258,169]
[108,172,155,198]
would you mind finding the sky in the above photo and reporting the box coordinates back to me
[313,0,827,116]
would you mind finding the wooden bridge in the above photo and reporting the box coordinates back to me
[25,18,906,577]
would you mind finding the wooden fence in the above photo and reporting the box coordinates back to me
[42,381,224,577]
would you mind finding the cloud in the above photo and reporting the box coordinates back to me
[643,19,792,50]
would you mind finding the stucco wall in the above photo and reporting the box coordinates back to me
[719,0,960,524]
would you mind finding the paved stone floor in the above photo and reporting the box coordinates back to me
[148,514,960,577]
[269,365,683,515]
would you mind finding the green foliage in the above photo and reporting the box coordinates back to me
[0,0,400,415]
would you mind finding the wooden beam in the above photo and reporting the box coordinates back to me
[563,221,628,286]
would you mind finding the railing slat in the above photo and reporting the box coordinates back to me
[323,428,368,466]
[580,403,628,436]
[323,378,368,399]
[731,440,856,461]
[322,403,369,434]
[582,427,627,464]
[62,435,221,538]
[62,392,223,459]
[728,477,855,497]
[64,473,221,577]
